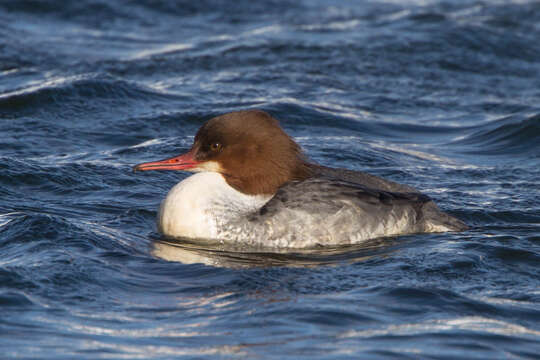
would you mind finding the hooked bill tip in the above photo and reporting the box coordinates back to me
[132,163,148,173]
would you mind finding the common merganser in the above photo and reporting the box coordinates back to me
[134,110,467,248]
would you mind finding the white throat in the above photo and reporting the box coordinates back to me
[158,172,272,239]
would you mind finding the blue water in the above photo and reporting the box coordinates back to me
[1,0,540,358]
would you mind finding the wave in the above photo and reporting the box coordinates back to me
[0,75,177,117]
[449,112,540,156]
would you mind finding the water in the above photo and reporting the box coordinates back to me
[1,0,539,358]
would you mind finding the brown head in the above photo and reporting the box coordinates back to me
[133,110,313,195]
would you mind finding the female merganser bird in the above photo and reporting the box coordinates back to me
[134,110,467,248]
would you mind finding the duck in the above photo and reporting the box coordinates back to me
[134,109,467,248]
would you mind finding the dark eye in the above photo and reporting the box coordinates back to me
[210,142,222,152]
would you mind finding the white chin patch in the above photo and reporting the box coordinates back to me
[190,160,223,173]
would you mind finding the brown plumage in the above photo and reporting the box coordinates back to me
[191,110,313,195]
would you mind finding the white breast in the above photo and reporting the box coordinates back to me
[158,172,272,239]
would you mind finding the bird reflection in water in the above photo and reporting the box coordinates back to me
[151,235,412,269]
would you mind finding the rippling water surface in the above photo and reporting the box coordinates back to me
[1,0,540,358]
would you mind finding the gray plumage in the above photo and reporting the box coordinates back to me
[218,168,468,248]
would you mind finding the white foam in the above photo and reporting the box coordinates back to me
[130,43,194,60]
